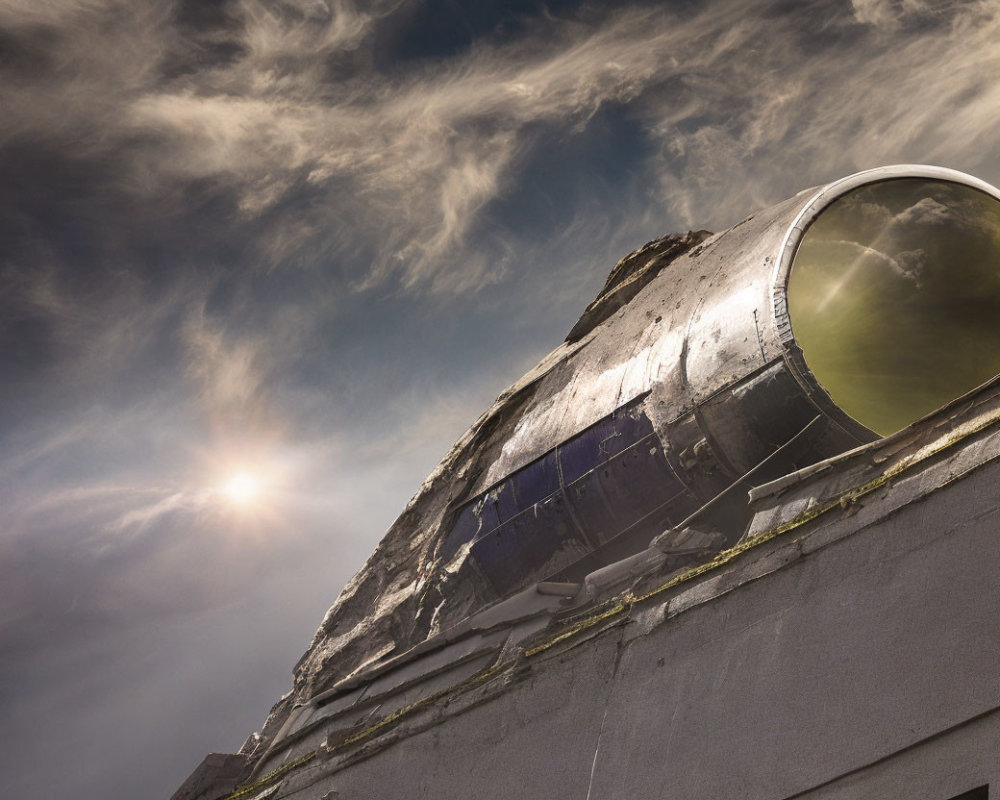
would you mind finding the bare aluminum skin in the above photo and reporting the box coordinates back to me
[259,165,1000,747]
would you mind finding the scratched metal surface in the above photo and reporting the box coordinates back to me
[260,181,851,721]
[237,168,1000,766]
[242,382,1000,798]
[438,188,864,597]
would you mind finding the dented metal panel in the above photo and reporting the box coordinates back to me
[468,499,586,597]
[451,396,690,595]
[450,166,1000,601]
[266,164,1000,737]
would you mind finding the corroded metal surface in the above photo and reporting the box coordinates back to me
[239,165,1000,768]
[229,370,1000,798]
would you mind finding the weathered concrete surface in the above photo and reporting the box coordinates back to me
[795,706,998,800]
[301,636,622,800]
[240,392,1000,800]
[590,457,1000,800]
[169,753,250,800]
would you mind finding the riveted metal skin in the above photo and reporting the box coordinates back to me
[279,166,1000,715]
[444,165,1000,597]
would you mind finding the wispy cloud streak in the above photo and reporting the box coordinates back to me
[4,2,1000,798]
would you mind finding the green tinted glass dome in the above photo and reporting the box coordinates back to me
[788,177,1000,436]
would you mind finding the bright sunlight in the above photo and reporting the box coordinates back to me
[222,471,260,505]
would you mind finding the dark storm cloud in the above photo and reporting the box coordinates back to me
[3,1,1000,799]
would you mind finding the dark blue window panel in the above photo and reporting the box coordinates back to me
[440,395,663,577]
[568,435,683,547]
[440,504,485,561]
[475,496,500,538]
[558,416,617,485]
[557,396,654,484]
[610,401,658,453]
[509,450,560,512]
[469,491,589,597]
[598,436,683,513]
[440,495,501,560]
[492,480,519,523]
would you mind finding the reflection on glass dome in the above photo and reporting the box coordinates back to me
[788,178,1000,435]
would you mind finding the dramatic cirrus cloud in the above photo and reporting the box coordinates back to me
[5,0,999,296]
[3,1,1000,799]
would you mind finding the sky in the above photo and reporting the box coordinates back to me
[2,1,1000,798]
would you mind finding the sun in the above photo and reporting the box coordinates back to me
[222,471,260,505]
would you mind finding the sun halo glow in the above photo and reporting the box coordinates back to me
[222,472,260,505]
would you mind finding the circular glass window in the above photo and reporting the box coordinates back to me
[788,178,1000,435]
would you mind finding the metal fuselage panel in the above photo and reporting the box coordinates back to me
[221,165,1000,769]
[446,191,859,596]
[446,166,1000,597]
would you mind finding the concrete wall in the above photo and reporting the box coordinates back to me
[274,447,1000,800]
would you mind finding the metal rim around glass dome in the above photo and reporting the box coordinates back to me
[770,164,1000,440]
